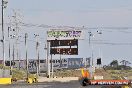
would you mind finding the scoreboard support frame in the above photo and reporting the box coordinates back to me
[46,39,79,78]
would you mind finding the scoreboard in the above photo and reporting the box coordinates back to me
[49,39,78,55]
[50,39,78,47]
[50,48,78,55]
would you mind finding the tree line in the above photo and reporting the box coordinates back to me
[103,60,131,70]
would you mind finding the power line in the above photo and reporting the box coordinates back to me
[1,22,132,34]
[20,23,132,34]
[92,42,132,46]
[2,22,132,30]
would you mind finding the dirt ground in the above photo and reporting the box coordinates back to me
[54,68,132,80]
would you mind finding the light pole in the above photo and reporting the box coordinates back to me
[10,33,15,70]
[88,30,102,77]
[34,34,40,76]
[25,33,28,79]
[88,31,93,67]
[12,10,22,70]
[97,30,102,68]
[1,0,8,77]
[44,41,50,78]
[1,0,8,67]
[8,27,12,75]
[88,31,93,78]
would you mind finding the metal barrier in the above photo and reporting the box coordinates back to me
[0,78,11,84]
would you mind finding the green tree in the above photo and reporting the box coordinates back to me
[110,60,118,68]
[120,60,131,66]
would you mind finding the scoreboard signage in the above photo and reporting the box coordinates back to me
[47,30,84,40]
[50,39,78,47]
[50,48,78,55]
[47,30,79,55]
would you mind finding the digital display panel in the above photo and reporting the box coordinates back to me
[50,39,78,47]
[50,48,78,55]
[47,30,84,40]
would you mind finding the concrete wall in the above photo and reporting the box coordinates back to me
[4,58,90,72]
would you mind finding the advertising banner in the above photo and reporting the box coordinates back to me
[47,30,84,40]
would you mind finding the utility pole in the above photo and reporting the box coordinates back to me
[88,30,102,77]
[34,34,40,76]
[45,41,50,78]
[1,0,4,67]
[88,31,94,78]
[12,10,22,70]
[12,43,15,68]
[51,54,53,77]
[1,0,8,77]
[47,41,50,78]
[9,27,16,75]
[88,31,93,67]
[19,47,21,70]
[8,27,12,75]
[44,41,50,78]
[97,30,102,68]
[8,16,13,76]
[1,0,8,67]
[25,33,28,79]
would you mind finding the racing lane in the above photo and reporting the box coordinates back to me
[0,81,124,88]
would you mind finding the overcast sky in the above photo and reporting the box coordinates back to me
[0,0,132,66]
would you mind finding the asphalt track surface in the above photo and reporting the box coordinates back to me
[0,81,124,88]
